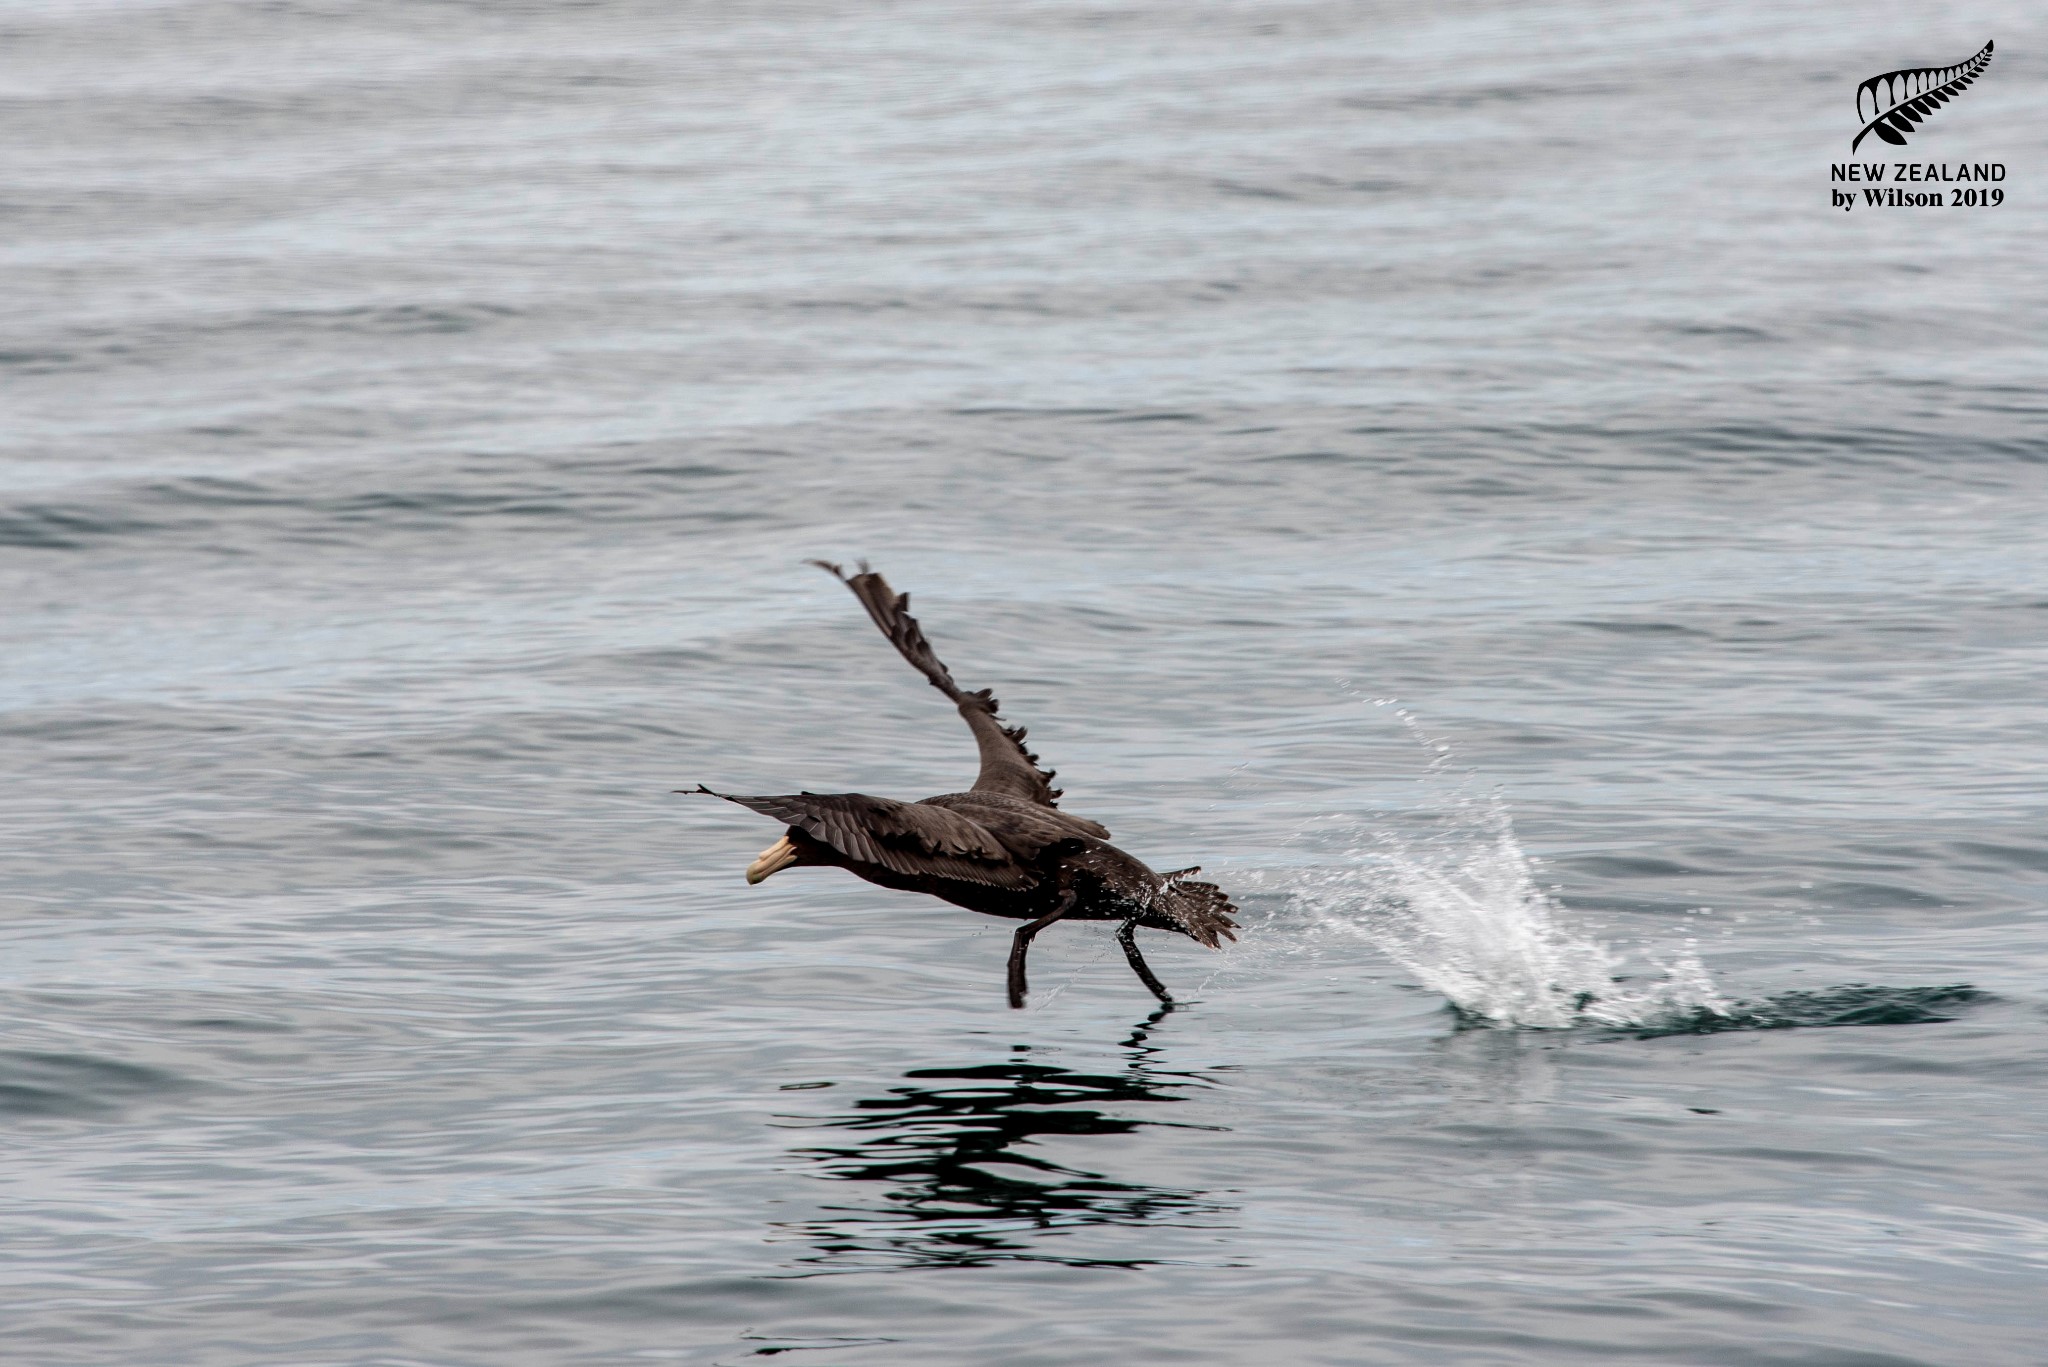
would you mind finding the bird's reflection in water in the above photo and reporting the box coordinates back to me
[774,1008,1231,1270]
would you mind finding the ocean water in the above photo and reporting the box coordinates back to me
[5,2,2048,1363]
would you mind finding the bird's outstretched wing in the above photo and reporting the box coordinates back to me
[809,560,1070,810]
[696,786,1034,889]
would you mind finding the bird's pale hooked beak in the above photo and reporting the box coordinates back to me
[746,836,801,885]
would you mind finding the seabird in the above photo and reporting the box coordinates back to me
[693,562,1238,1008]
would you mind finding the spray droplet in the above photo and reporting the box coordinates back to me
[1292,793,1726,1030]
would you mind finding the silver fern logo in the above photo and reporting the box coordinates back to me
[1853,41,1993,153]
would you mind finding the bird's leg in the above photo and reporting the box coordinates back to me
[1008,888,1076,1009]
[1116,918,1174,1005]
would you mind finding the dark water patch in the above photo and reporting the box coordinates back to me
[1094,411,1206,425]
[0,460,779,556]
[264,302,521,336]
[948,406,1124,418]
[0,503,169,550]
[1294,174,1409,196]
[3,302,522,376]
[1616,985,1987,1040]
[0,708,244,743]
[1803,879,1949,911]
[1212,178,1299,201]
[0,347,78,372]
[604,460,741,483]
[1666,1345,1952,1367]
[1565,618,1711,637]
[1559,854,1703,880]
[1431,475,1540,497]
[1657,323,1777,343]
[786,295,915,314]
[177,1017,295,1033]
[0,1049,190,1120]
[1948,839,2048,874]
[1340,81,1625,111]
[320,488,575,520]
[1623,418,2045,469]
[146,476,291,509]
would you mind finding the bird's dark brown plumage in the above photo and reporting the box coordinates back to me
[693,561,1238,1008]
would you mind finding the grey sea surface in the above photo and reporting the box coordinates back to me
[5,2,2048,1364]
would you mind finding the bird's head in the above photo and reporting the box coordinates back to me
[746,827,830,884]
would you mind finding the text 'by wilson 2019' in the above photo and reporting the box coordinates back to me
[1829,163,2005,210]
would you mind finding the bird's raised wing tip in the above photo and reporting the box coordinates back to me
[807,558,877,582]
[806,562,1063,808]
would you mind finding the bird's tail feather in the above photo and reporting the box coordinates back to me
[1152,867,1239,949]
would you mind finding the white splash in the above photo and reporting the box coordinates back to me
[1293,795,1728,1031]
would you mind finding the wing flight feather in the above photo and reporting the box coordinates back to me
[810,560,1069,808]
